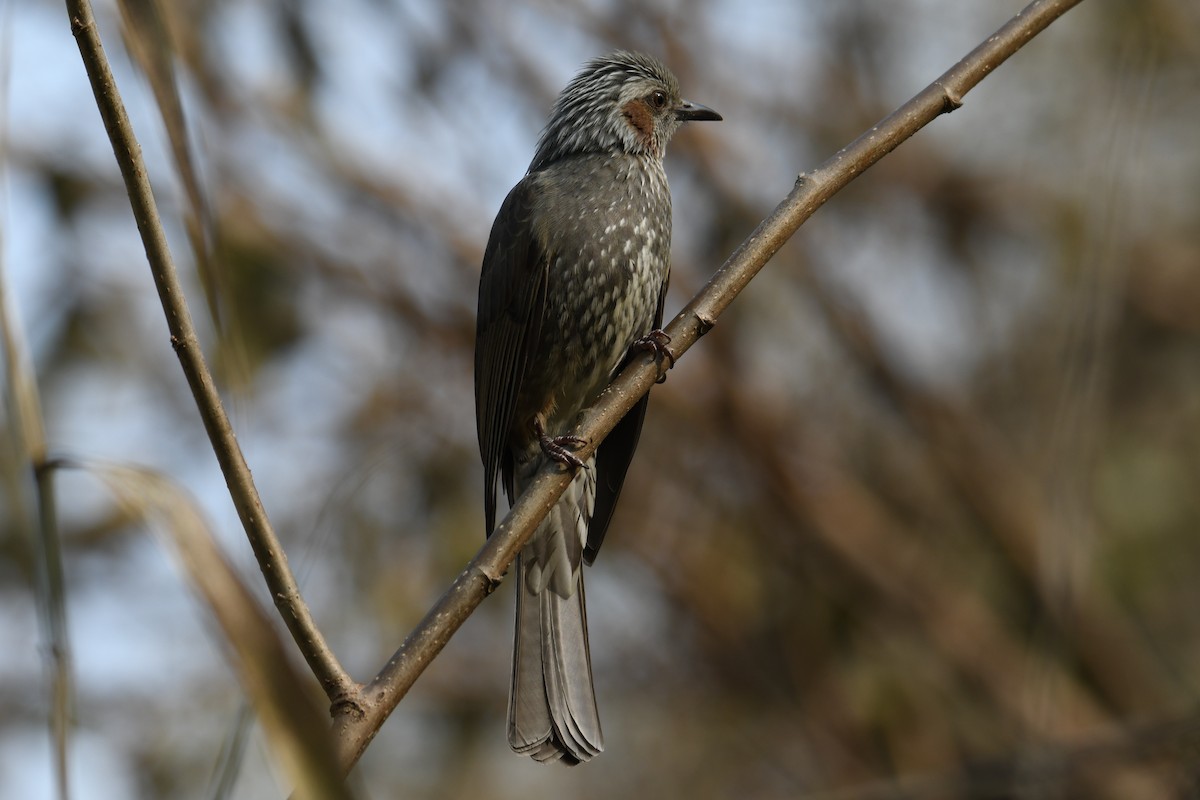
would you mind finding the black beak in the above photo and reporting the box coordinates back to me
[676,100,722,122]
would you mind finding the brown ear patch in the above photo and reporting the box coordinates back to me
[621,99,654,145]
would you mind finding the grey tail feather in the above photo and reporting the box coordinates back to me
[507,557,603,764]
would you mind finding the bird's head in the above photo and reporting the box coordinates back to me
[529,51,721,171]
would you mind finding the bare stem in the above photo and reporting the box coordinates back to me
[65,0,355,704]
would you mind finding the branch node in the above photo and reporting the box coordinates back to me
[330,693,366,722]
[794,172,810,189]
[939,83,965,111]
[479,563,507,593]
[695,313,716,337]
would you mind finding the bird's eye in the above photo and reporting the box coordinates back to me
[648,90,668,110]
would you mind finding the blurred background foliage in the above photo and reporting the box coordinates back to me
[3,0,1200,797]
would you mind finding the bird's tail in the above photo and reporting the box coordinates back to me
[508,465,603,764]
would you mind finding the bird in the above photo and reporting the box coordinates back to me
[475,50,720,764]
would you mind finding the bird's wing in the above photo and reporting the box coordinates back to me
[476,176,549,536]
[584,274,668,564]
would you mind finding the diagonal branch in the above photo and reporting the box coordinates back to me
[330,0,1088,771]
[65,0,356,704]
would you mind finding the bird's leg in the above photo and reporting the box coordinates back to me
[629,329,675,383]
[534,418,588,470]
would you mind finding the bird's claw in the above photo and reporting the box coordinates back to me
[534,420,588,470]
[630,329,675,383]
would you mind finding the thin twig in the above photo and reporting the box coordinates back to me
[330,0,1088,771]
[65,0,356,705]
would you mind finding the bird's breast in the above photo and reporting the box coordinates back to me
[531,156,672,423]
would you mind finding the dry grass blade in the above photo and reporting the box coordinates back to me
[0,42,72,793]
[117,0,220,325]
[0,272,72,800]
[88,464,354,800]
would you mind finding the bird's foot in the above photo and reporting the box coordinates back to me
[630,329,675,383]
[534,419,588,470]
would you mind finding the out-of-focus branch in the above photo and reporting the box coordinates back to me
[807,711,1200,800]
[330,0,1088,771]
[91,463,354,800]
[65,0,355,704]
[1,217,71,800]
[117,0,221,326]
[806,273,1178,713]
